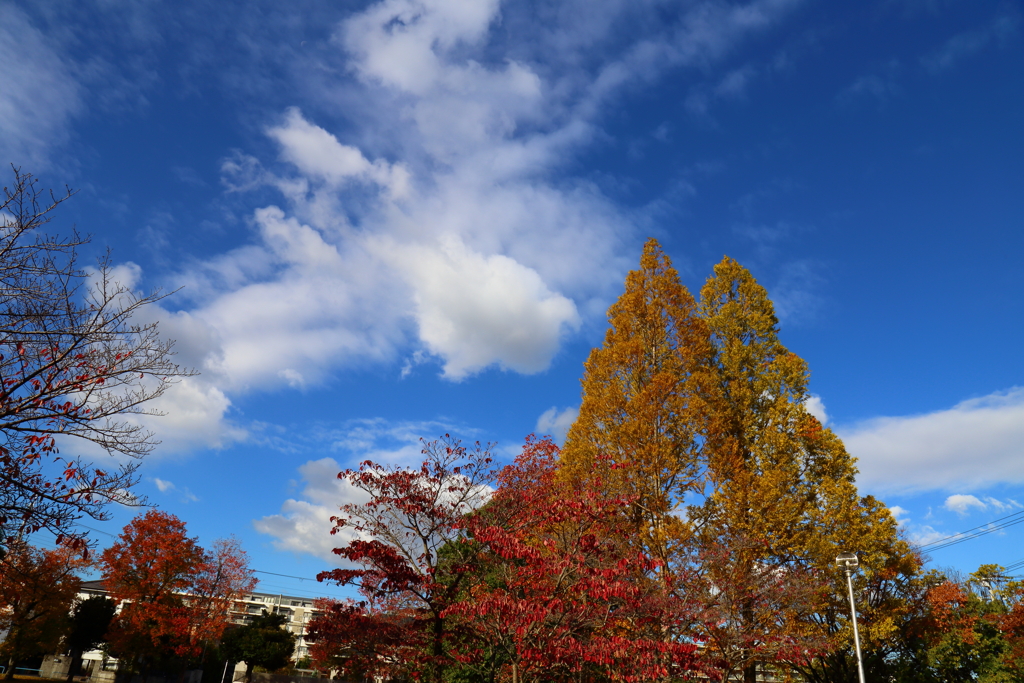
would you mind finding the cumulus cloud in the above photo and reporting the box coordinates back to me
[536,405,579,444]
[944,494,1021,516]
[138,378,246,452]
[841,387,1024,494]
[944,494,987,516]
[254,418,476,562]
[169,0,803,394]
[267,108,411,198]
[394,236,580,379]
[253,457,368,564]
[804,395,828,424]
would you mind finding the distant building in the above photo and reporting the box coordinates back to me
[229,590,320,662]
[51,580,321,682]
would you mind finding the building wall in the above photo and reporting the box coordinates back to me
[230,592,320,662]
[71,583,321,677]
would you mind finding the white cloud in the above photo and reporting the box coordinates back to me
[254,457,369,564]
[536,405,578,444]
[804,395,828,424]
[888,505,909,523]
[152,476,199,503]
[906,524,947,547]
[70,0,805,452]
[254,418,479,562]
[177,203,409,390]
[841,387,1024,493]
[393,236,580,379]
[176,0,802,392]
[138,378,246,452]
[943,494,1021,516]
[0,5,82,169]
[881,506,949,546]
[944,494,987,516]
[267,108,411,198]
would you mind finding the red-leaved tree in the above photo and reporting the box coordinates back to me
[0,539,87,679]
[306,587,419,680]
[0,168,192,551]
[101,511,256,678]
[311,435,494,683]
[445,436,702,683]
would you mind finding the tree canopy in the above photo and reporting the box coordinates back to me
[301,240,991,683]
[100,510,256,678]
[221,610,296,683]
[0,539,85,679]
[0,167,191,551]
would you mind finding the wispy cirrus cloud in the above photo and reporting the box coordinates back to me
[0,5,82,170]
[921,7,1020,72]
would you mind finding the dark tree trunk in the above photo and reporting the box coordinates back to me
[431,615,445,683]
[65,649,83,683]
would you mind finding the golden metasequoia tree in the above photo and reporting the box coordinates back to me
[558,239,713,574]
[693,256,916,682]
[558,246,916,681]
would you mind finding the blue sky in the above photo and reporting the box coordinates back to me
[3,0,1022,597]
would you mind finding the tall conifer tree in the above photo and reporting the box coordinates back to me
[559,239,712,574]
[693,256,916,682]
[559,247,917,681]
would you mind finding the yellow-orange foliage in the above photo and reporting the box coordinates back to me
[558,245,918,681]
[559,239,712,571]
[695,256,917,681]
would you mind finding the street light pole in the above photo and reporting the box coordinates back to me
[836,552,866,683]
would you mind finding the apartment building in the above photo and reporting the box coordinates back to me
[67,580,321,681]
[229,591,320,662]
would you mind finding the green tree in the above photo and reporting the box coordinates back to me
[221,611,296,683]
[559,238,713,578]
[880,568,1016,683]
[63,595,117,682]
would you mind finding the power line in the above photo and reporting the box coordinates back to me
[253,569,323,582]
[26,530,348,598]
[917,509,1024,552]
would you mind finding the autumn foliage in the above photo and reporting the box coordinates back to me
[448,436,701,683]
[0,168,191,550]
[305,240,972,683]
[100,510,256,674]
[312,436,494,683]
[0,539,86,678]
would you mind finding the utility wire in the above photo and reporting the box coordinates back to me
[25,528,348,598]
[917,509,1024,552]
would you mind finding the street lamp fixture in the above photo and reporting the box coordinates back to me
[836,552,866,683]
